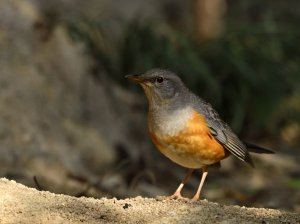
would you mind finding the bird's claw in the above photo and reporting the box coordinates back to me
[166,193,189,201]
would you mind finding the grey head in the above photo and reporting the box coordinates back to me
[126,69,189,109]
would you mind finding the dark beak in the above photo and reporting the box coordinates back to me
[125,75,145,83]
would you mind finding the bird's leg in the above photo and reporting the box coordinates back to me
[167,169,194,200]
[192,166,208,201]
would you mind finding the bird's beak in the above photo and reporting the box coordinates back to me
[125,75,145,83]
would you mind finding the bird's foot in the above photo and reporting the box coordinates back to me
[191,196,200,202]
[166,192,189,201]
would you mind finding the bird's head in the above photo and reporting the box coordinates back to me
[126,69,186,107]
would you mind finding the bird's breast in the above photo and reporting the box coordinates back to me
[148,107,194,136]
[148,110,226,168]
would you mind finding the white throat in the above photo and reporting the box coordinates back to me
[149,106,193,136]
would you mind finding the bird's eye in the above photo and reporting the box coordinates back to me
[156,77,164,84]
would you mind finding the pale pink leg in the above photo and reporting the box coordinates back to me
[192,166,208,201]
[167,169,194,200]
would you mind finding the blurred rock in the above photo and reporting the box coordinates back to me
[0,0,150,195]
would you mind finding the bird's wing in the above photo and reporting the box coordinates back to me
[194,99,254,167]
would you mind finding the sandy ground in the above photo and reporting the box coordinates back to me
[0,178,299,224]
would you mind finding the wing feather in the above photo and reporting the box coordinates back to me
[193,98,254,166]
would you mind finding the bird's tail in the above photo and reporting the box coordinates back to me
[243,141,275,154]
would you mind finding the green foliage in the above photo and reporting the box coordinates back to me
[66,13,300,136]
[67,18,120,77]
[120,21,300,133]
[287,179,300,190]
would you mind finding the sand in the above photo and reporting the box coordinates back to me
[0,178,299,223]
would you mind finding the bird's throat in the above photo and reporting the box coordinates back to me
[148,106,194,136]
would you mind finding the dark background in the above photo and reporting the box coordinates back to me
[0,0,299,212]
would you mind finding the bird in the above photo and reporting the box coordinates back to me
[126,69,274,201]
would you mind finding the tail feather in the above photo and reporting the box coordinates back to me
[244,152,255,167]
[243,141,275,154]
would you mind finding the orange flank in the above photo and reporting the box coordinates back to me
[149,111,227,168]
